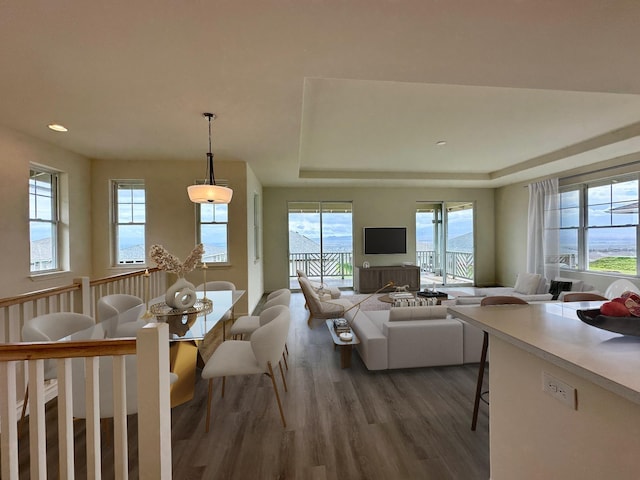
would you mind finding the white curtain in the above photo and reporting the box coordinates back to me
[527,178,560,281]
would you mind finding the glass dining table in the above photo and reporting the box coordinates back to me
[72,289,245,407]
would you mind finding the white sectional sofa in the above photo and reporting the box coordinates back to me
[344,305,484,371]
[453,273,599,304]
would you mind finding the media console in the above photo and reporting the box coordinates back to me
[354,265,420,293]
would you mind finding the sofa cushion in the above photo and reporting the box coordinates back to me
[389,305,449,321]
[514,272,542,295]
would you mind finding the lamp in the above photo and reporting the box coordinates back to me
[187,112,233,204]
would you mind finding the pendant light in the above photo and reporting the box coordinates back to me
[187,112,233,204]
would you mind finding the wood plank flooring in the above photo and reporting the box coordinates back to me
[170,292,490,479]
[14,291,490,479]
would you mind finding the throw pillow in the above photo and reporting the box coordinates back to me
[514,273,542,295]
[549,280,572,300]
[555,276,584,292]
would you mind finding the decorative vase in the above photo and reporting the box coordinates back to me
[165,277,197,310]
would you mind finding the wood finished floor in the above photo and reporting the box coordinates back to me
[14,292,490,479]
[170,292,490,479]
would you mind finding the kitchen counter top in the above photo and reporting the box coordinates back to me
[449,302,640,406]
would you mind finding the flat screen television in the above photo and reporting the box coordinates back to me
[363,227,407,255]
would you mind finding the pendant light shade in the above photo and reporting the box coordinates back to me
[187,112,233,204]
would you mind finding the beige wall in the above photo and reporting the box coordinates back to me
[245,164,263,311]
[0,125,92,297]
[90,158,253,316]
[263,185,496,291]
[494,183,529,287]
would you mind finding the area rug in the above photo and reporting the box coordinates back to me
[342,293,391,312]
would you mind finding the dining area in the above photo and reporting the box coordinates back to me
[0,267,295,479]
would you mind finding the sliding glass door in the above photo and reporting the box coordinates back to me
[416,202,474,287]
[288,202,353,289]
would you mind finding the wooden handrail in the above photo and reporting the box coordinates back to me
[0,283,81,308]
[0,339,137,362]
[89,267,161,287]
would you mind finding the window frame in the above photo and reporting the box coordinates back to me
[112,180,146,266]
[29,166,60,273]
[558,174,640,276]
[196,202,230,265]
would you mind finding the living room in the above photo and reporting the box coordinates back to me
[3,1,640,478]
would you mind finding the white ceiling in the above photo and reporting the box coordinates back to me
[2,0,640,188]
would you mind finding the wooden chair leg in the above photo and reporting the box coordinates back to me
[282,351,288,370]
[472,332,489,431]
[268,362,286,428]
[278,360,288,392]
[205,379,213,432]
[19,385,29,437]
[221,376,226,398]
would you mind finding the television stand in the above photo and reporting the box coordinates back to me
[354,265,420,293]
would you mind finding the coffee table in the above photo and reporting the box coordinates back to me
[325,320,360,368]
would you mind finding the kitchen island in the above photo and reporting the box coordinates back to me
[449,302,640,480]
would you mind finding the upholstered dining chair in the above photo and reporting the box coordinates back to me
[562,292,607,302]
[230,289,291,340]
[196,281,236,340]
[97,294,145,337]
[70,353,178,440]
[230,303,291,369]
[472,296,529,431]
[298,276,352,328]
[21,312,96,424]
[201,306,290,432]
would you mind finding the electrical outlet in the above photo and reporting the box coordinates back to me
[542,371,577,409]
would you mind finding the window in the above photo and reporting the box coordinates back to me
[557,175,639,276]
[29,167,59,272]
[198,203,229,263]
[113,181,146,265]
[416,201,474,287]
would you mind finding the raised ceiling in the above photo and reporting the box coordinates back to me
[2,0,640,187]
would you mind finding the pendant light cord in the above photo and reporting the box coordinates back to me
[204,112,217,186]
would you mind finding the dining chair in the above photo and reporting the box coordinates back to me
[201,306,290,432]
[97,294,145,337]
[229,289,291,340]
[604,279,640,299]
[472,296,528,431]
[562,292,607,302]
[71,353,178,443]
[21,312,96,425]
[196,281,236,340]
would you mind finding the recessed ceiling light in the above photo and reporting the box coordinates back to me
[48,124,68,132]
[436,140,447,146]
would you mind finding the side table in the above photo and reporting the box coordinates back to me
[325,320,360,368]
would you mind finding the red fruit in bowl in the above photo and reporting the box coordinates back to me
[612,297,627,304]
[600,301,631,317]
[621,291,640,303]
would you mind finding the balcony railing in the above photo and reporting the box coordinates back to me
[289,250,474,284]
[289,252,353,280]
[416,250,474,281]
